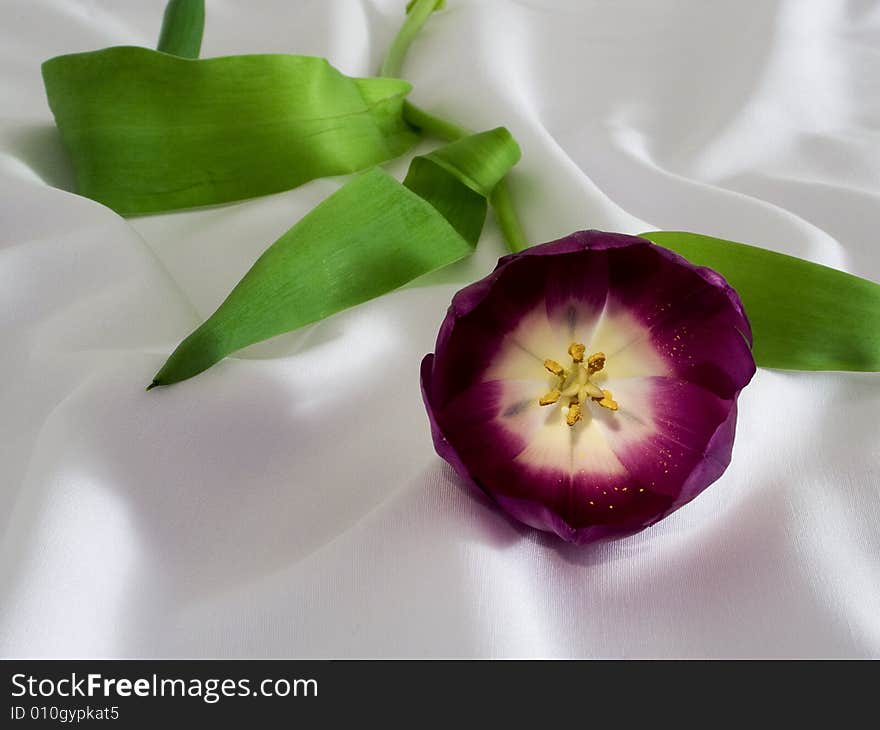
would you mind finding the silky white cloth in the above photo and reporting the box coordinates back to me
[1,0,879,658]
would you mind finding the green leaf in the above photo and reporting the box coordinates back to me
[42,47,418,215]
[641,231,880,372]
[411,126,521,199]
[157,0,204,58]
[403,127,520,244]
[150,128,521,388]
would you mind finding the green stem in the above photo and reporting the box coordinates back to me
[488,181,529,253]
[400,100,469,142]
[157,0,205,59]
[382,0,529,252]
[380,0,445,78]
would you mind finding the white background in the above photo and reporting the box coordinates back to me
[1,0,878,657]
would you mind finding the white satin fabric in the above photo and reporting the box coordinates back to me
[1,0,879,658]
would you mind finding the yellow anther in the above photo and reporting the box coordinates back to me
[595,389,618,411]
[544,359,565,378]
[539,389,561,406]
[568,342,586,363]
[566,401,582,426]
[587,352,606,374]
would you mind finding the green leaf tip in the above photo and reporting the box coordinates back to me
[642,230,880,372]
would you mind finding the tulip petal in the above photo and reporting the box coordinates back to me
[602,243,754,396]
[595,376,733,498]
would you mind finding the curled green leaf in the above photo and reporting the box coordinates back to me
[642,230,880,372]
[157,0,204,58]
[403,127,520,244]
[150,128,521,388]
[42,47,418,215]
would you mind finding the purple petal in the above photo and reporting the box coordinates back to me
[603,243,754,397]
[420,354,481,489]
[606,377,733,498]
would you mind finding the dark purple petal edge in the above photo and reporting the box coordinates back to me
[435,230,752,361]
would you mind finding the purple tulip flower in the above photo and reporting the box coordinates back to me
[421,230,756,544]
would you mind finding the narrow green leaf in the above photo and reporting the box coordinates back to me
[150,128,521,388]
[157,0,205,58]
[42,47,418,215]
[641,231,880,372]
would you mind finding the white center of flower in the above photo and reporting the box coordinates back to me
[539,343,618,426]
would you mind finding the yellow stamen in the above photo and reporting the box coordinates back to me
[544,359,565,377]
[538,349,620,419]
[568,342,586,363]
[566,401,582,426]
[539,389,561,406]
[595,389,618,411]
